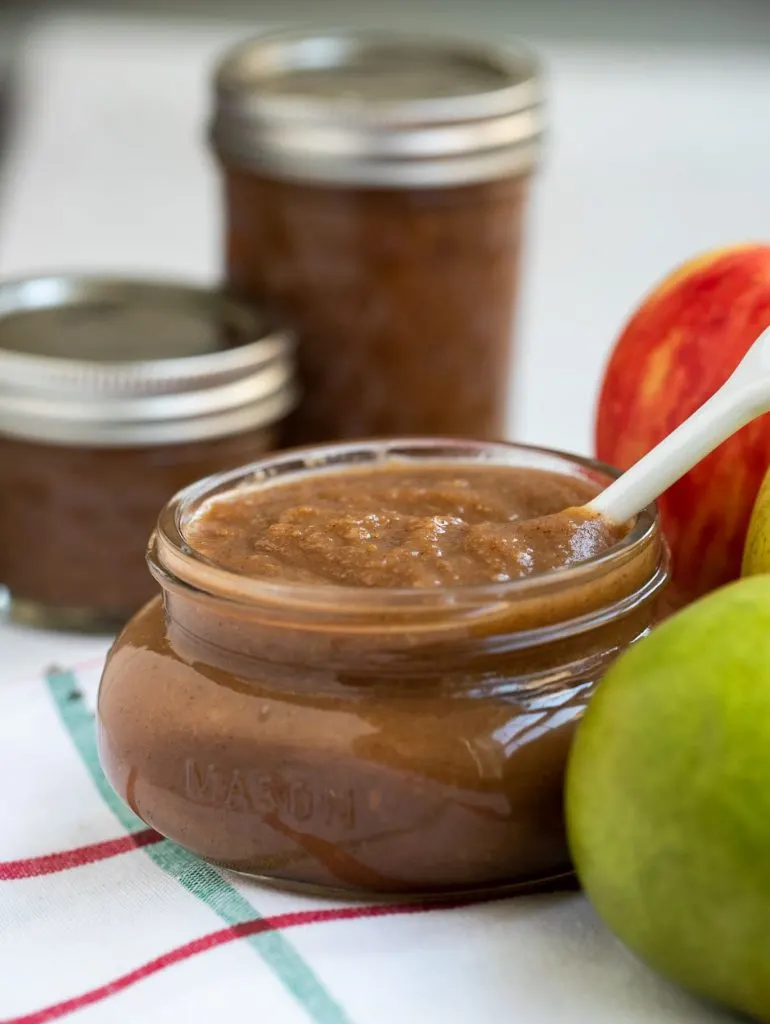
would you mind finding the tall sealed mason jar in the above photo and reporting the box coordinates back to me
[210,29,543,445]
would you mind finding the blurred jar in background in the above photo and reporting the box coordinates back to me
[0,276,295,632]
[211,28,543,446]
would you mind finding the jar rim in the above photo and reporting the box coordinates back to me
[149,437,663,615]
[0,274,297,446]
[210,27,544,188]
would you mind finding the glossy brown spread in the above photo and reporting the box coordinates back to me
[185,465,624,586]
[223,171,529,445]
[98,459,661,897]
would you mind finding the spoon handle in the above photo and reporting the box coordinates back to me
[588,327,770,524]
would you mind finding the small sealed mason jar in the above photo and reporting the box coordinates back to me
[210,29,543,445]
[98,439,668,899]
[0,275,295,631]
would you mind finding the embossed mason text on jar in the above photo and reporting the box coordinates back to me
[184,759,357,830]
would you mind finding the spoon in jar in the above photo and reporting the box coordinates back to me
[586,323,770,527]
[506,324,770,570]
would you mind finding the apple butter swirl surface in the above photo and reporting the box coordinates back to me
[184,463,626,587]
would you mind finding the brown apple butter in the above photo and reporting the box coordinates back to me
[185,465,624,586]
[211,29,543,444]
[97,440,668,899]
[0,430,278,626]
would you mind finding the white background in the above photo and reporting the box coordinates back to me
[1,10,770,459]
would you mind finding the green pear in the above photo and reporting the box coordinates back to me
[742,464,770,575]
[566,577,770,1022]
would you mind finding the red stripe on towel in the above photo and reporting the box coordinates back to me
[0,829,162,880]
[7,899,467,1024]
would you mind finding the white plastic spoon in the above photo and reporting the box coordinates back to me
[586,324,770,525]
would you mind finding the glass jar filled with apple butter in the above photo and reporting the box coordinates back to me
[210,29,543,445]
[98,439,668,899]
[0,275,295,632]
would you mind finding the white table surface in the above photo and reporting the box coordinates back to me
[1,13,768,1022]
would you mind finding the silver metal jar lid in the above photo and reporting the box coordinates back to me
[0,275,296,447]
[211,28,543,188]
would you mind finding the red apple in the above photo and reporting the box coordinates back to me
[596,244,770,607]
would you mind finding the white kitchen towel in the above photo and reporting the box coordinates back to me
[0,631,732,1024]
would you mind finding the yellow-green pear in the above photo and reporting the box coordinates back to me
[742,463,770,576]
[566,577,770,1022]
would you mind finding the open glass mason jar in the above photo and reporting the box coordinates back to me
[98,439,668,899]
